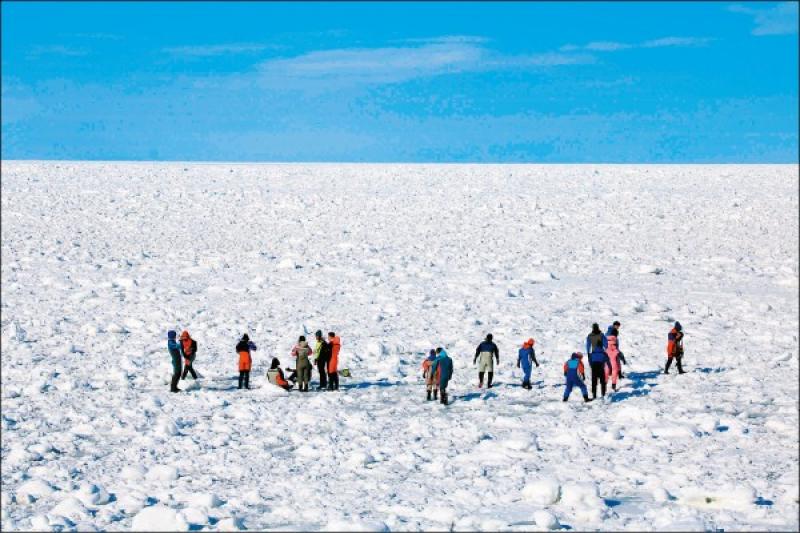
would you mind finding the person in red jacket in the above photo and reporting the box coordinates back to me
[665,321,686,374]
[327,332,341,391]
[180,330,199,380]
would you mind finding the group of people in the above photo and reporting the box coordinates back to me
[165,321,687,403]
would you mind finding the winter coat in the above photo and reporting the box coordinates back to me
[236,339,257,371]
[586,332,609,365]
[327,336,341,373]
[421,356,440,387]
[314,339,329,365]
[267,368,290,388]
[180,332,197,365]
[563,355,586,381]
[474,340,499,363]
[292,341,313,369]
[431,350,454,389]
[667,328,684,357]
[517,346,538,372]
[168,339,182,374]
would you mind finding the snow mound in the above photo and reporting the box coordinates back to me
[131,505,188,531]
[533,509,560,530]
[677,484,756,510]
[521,478,561,505]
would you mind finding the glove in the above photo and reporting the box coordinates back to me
[473,359,477,365]
[535,363,540,368]
[516,361,520,368]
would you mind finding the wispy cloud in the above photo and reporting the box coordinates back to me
[164,43,278,57]
[256,41,593,86]
[728,2,799,36]
[393,35,490,45]
[27,45,89,58]
[561,36,713,52]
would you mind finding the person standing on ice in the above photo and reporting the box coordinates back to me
[180,330,199,380]
[664,321,686,374]
[291,335,313,392]
[474,333,500,388]
[313,330,329,390]
[421,349,440,401]
[236,334,257,389]
[327,332,341,391]
[585,323,612,399]
[517,338,540,390]
[562,352,591,402]
[431,347,454,405]
[604,325,625,391]
[609,321,627,378]
[167,330,183,393]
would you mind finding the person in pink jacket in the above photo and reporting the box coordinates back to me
[604,324,626,391]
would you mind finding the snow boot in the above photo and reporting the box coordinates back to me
[426,390,432,401]
[583,395,591,402]
[441,392,448,405]
[487,372,494,388]
[562,397,568,402]
[433,389,438,400]
[478,372,484,388]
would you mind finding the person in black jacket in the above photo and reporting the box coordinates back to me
[474,333,500,388]
[314,330,329,391]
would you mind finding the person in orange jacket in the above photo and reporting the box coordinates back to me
[421,349,440,401]
[665,321,686,374]
[327,332,341,391]
[180,330,199,380]
[236,333,257,389]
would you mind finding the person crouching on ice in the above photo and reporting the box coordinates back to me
[236,333,257,389]
[563,352,591,403]
[267,357,293,391]
[517,338,540,390]
[431,347,454,405]
[421,349,440,401]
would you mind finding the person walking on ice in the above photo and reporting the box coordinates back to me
[586,323,612,399]
[563,352,591,402]
[291,335,313,392]
[167,330,183,393]
[431,347,454,405]
[517,338,539,390]
[474,333,500,388]
[180,330,199,380]
[421,349,440,401]
[665,321,686,374]
[604,325,626,391]
[236,333,257,389]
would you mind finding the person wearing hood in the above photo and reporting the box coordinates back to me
[313,330,329,390]
[180,330,199,380]
[604,325,625,391]
[610,321,627,378]
[430,347,454,405]
[327,332,341,391]
[236,334,257,389]
[665,321,686,374]
[563,352,591,402]
[473,333,500,388]
[517,338,540,390]
[167,330,183,393]
[421,349,440,401]
[586,323,612,399]
[267,357,293,390]
[291,335,313,392]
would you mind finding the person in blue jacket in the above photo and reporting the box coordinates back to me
[167,330,183,393]
[517,338,540,390]
[563,352,591,402]
[585,323,612,399]
[431,347,454,405]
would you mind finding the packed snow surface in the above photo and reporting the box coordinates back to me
[1,162,798,531]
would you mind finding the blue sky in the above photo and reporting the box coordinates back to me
[2,1,798,162]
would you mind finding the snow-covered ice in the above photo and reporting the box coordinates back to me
[1,162,798,531]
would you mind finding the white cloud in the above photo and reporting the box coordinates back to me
[395,35,490,44]
[729,2,799,36]
[27,45,89,58]
[257,42,593,85]
[565,36,712,53]
[164,43,277,57]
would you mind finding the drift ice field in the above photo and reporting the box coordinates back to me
[1,161,798,531]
